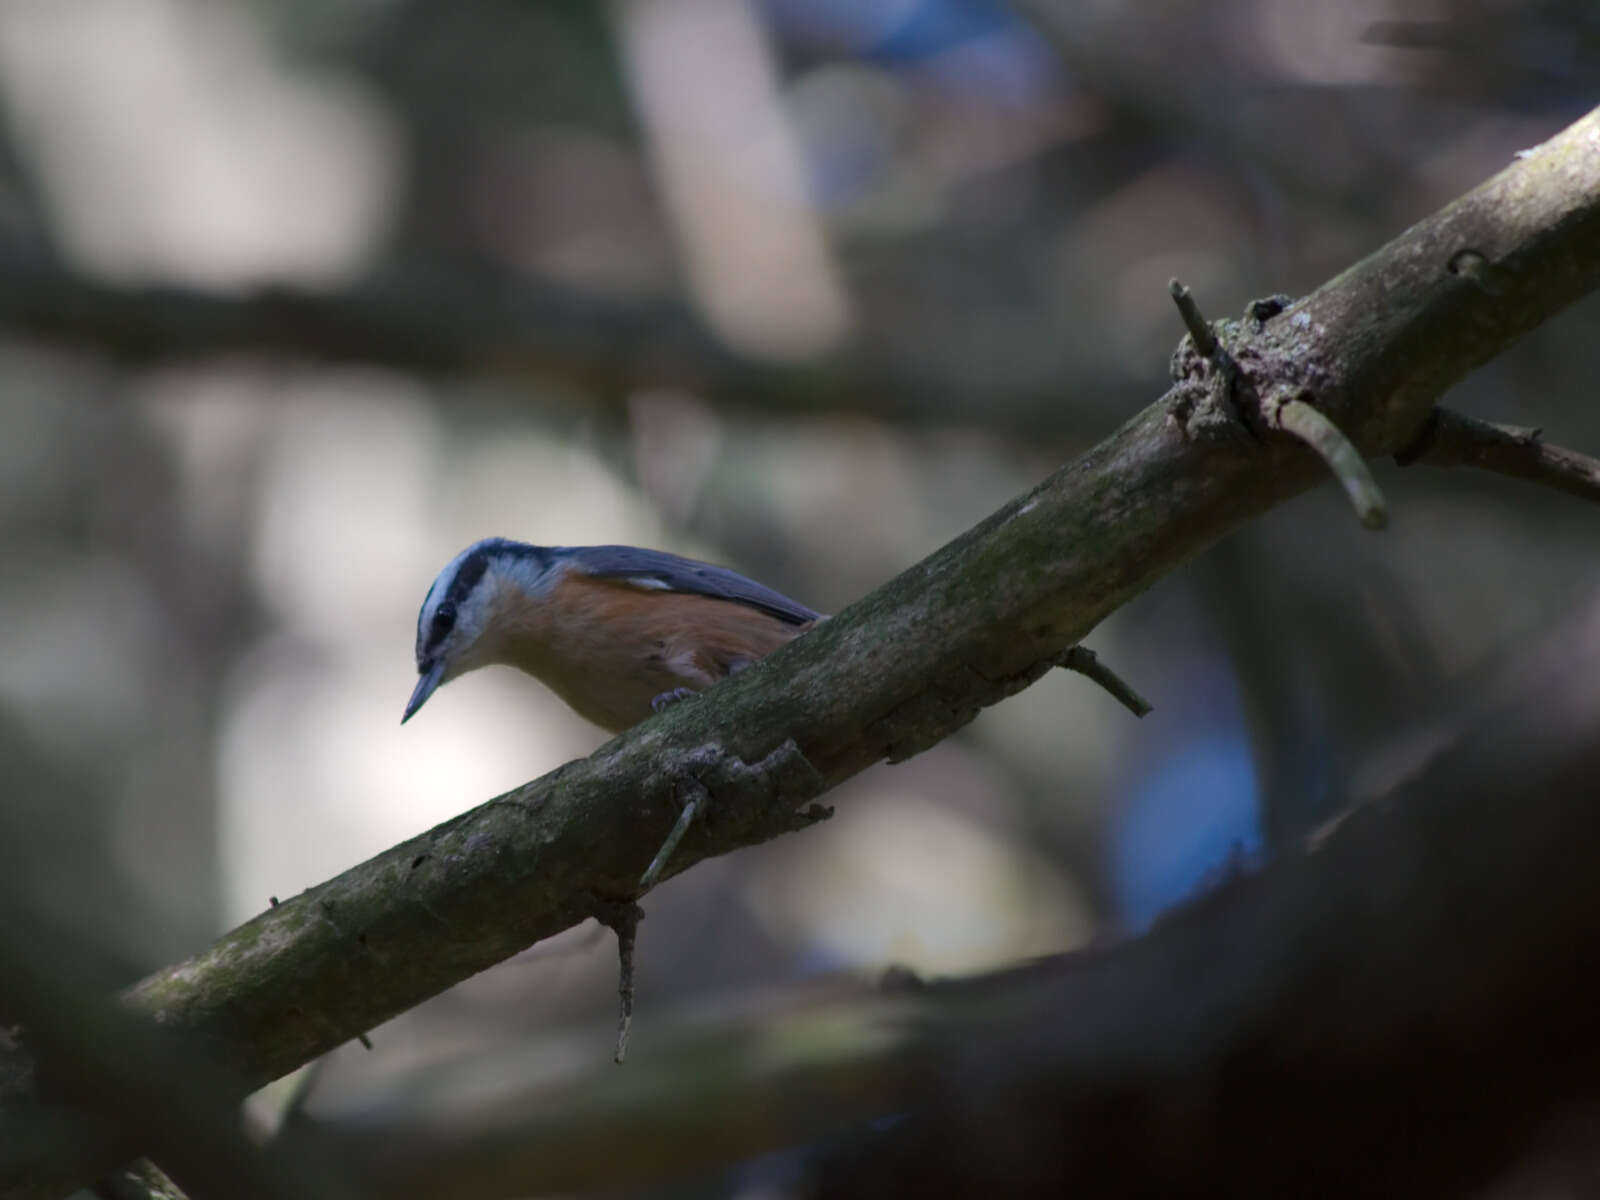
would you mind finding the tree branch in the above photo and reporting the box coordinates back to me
[1397,405,1600,504]
[0,895,351,1200]
[4,106,1600,1200]
[284,591,1600,1200]
[286,977,934,1199]
[0,245,1128,435]
[813,591,1600,1198]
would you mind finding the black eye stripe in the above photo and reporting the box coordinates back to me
[419,539,549,658]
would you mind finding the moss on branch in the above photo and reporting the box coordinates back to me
[4,107,1600,1200]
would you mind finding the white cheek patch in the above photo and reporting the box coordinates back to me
[499,553,564,598]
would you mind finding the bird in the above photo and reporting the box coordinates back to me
[403,538,824,733]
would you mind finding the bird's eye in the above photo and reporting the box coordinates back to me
[432,602,457,634]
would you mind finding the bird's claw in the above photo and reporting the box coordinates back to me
[650,687,698,713]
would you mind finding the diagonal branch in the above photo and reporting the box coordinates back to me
[1396,405,1600,504]
[3,106,1600,1200]
[0,893,352,1200]
[285,592,1600,1199]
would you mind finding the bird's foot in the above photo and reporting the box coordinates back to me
[650,687,698,714]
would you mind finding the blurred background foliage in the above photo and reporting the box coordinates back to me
[0,0,1597,1186]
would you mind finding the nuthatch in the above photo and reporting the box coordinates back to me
[403,539,823,732]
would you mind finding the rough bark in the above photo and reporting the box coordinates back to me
[2,106,1597,1200]
[282,591,1600,1200]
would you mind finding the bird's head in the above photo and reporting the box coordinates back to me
[403,538,557,722]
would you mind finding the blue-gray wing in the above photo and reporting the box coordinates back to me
[563,545,821,626]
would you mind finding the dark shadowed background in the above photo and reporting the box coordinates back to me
[1,1,1597,1194]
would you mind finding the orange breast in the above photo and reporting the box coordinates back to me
[485,571,811,732]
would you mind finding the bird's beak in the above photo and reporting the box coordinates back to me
[402,660,445,724]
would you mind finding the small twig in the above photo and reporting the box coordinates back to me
[638,781,706,895]
[1169,278,1218,357]
[1396,406,1600,505]
[1274,398,1389,530]
[589,899,643,1064]
[1057,647,1153,717]
[1169,279,1254,432]
[612,912,638,1063]
[1173,279,1385,531]
[602,777,712,1062]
